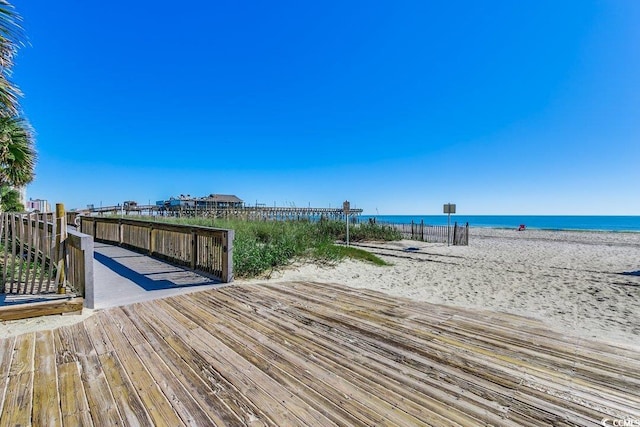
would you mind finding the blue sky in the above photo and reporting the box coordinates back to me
[12,1,640,214]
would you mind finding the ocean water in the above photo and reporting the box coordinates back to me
[359,215,640,232]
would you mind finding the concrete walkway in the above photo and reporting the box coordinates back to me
[92,242,226,309]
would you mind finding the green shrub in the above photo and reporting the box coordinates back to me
[124,217,397,278]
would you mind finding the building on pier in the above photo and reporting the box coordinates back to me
[156,194,244,214]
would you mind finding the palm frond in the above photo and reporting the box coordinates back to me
[0,1,26,115]
[0,115,36,187]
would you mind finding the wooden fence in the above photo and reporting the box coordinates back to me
[393,221,469,245]
[80,216,234,283]
[1,212,94,297]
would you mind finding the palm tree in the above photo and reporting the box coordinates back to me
[0,2,35,215]
[0,1,24,117]
[0,185,23,211]
[0,116,35,187]
[0,2,34,210]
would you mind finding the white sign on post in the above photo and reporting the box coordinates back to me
[443,203,456,214]
[443,203,456,246]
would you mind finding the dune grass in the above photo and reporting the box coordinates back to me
[149,217,400,278]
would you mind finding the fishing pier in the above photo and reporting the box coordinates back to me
[84,202,363,222]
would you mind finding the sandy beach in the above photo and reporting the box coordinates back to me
[2,227,640,347]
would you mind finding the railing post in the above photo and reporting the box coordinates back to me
[119,218,124,245]
[55,203,67,294]
[222,229,234,282]
[80,232,95,309]
[191,230,197,270]
[149,224,155,255]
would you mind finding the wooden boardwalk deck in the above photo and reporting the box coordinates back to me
[0,281,638,426]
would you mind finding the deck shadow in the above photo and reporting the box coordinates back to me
[94,251,219,292]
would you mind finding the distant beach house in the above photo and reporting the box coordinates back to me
[156,194,244,212]
[200,194,244,209]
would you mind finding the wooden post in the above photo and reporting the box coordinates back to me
[16,214,26,293]
[453,222,458,246]
[2,213,8,287]
[25,213,36,293]
[222,229,234,283]
[55,203,67,294]
[68,230,95,308]
[191,230,197,270]
[149,224,155,256]
[465,222,469,245]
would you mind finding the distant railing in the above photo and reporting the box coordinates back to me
[1,211,94,297]
[392,221,469,245]
[80,216,234,282]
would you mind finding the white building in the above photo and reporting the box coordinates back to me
[26,198,50,212]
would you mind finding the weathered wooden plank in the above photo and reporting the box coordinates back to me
[259,280,637,386]
[54,324,95,425]
[107,307,219,426]
[302,284,636,422]
[33,330,63,427]
[1,372,34,426]
[174,293,474,426]
[224,284,618,424]
[444,316,640,377]
[0,333,34,427]
[0,297,84,321]
[98,351,154,427]
[290,285,616,422]
[98,310,186,426]
[438,317,640,393]
[0,336,16,417]
[85,312,153,427]
[140,298,283,425]
[67,322,123,426]
[196,288,518,426]
[57,362,93,426]
[153,297,332,426]
[8,332,35,377]
[0,333,35,426]
[273,282,640,414]
[130,302,268,426]
[1,280,638,426]
[316,280,640,357]
[83,314,115,356]
[168,295,370,425]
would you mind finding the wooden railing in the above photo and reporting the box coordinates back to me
[1,212,94,297]
[392,221,469,245]
[80,216,234,282]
